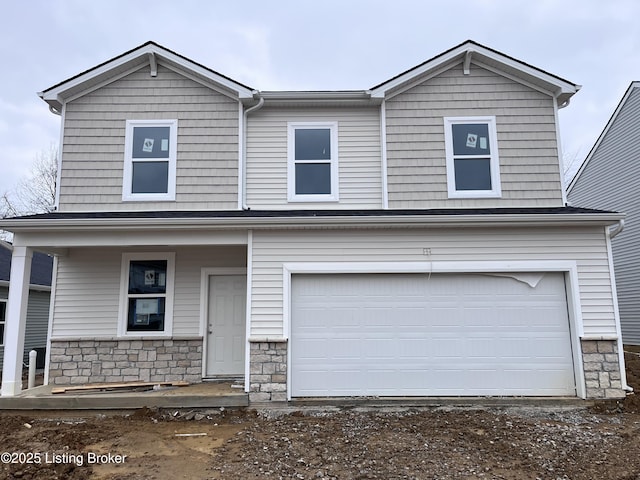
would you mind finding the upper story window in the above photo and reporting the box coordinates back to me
[444,116,501,198]
[118,252,175,337]
[123,120,177,202]
[287,122,339,202]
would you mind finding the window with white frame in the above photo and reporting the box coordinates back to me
[444,116,501,198]
[119,253,175,336]
[0,300,6,346]
[123,120,177,201]
[288,122,339,202]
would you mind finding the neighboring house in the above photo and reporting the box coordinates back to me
[568,81,640,346]
[0,40,629,401]
[0,241,52,370]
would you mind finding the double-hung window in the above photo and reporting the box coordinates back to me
[0,300,5,346]
[123,120,177,201]
[288,122,339,202]
[119,253,175,336]
[444,116,501,198]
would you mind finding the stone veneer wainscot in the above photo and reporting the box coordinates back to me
[581,339,625,399]
[249,340,288,402]
[48,339,203,385]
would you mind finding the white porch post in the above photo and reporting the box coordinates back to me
[1,246,33,396]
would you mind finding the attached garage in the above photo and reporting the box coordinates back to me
[290,272,576,397]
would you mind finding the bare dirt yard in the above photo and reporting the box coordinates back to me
[1,349,640,480]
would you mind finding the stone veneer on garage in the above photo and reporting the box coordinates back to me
[48,339,203,385]
[248,340,288,402]
[47,338,626,401]
[581,339,626,399]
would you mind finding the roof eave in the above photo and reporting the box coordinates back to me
[370,40,580,105]
[0,212,624,233]
[567,81,640,193]
[39,41,256,110]
[256,90,380,107]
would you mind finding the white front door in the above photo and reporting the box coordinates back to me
[206,275,246,377]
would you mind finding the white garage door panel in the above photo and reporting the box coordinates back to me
[291,273,575,397]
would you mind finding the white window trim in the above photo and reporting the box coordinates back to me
[444,116,501,199]
[118,252,175,338]
[287,121,339,202]
[0,298,6,347]
[122,119,178,202]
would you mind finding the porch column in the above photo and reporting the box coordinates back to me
[1,246,33,396]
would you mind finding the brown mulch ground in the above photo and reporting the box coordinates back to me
[0,351,638,480]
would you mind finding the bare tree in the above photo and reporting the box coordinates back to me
[1,145,58,241]
[1,144,58,218]
[563,149,584,187]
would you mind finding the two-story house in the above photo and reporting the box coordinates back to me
[0,41,628,402]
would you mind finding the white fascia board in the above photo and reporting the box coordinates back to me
[40,44,255,108]
[371,42,579,100]
[0,212,624,234]
[259,90,379,107]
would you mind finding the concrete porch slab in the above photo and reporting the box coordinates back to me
[0,382,248,410]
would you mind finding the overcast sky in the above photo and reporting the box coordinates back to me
[2,0,639,201]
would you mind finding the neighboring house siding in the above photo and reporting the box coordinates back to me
[58,65,240,211]
[568,86,640,345]
[51,246,246,338]
[245,107,382,209]
[386,64,563,208]
[0,286,49,369]
[250,227,614,337]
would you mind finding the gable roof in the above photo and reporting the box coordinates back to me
[0,242,53,287]
[39,41,257,111]
[370,40,580,106]
[40,40,579,111]
[567,81,640,193]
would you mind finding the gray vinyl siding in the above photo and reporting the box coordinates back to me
[51,246,246,338]
[250,227,615,338]
[386,64,563,208]
[246,107,382,209]
[568,85,640,345]
[0,286,50,369]
[58,65,240,211]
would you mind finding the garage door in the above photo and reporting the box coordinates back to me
[291,273,576,397]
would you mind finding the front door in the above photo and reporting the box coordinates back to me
[206,275,246,377]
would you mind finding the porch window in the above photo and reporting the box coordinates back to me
[122,120,177,201]
[444,116,501,198]
[0,300,5,346]
[287,122,339,202]
[119,253,175,336]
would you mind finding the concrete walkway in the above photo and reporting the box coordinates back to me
[0,382,248,410]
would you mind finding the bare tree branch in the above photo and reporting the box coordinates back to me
[1,144,58,241]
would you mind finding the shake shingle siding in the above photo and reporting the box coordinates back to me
[568,84,640,345]
[386,64,563,208]
[59,65,240,212]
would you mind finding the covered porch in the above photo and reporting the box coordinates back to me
[0,217,251,399]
